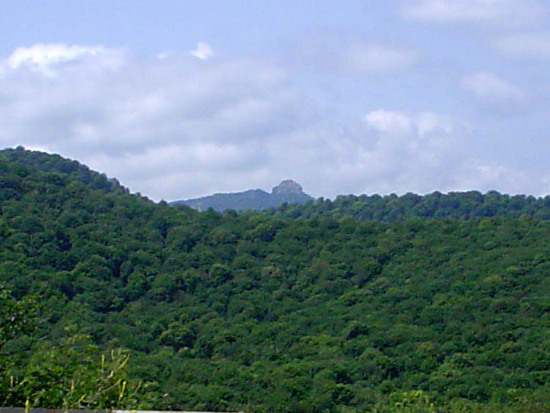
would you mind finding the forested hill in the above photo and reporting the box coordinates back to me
[266,191,550,221]
[0,146,129,196]
[1,148,549,412]
[173,182,550,220]
[171,179,313,212]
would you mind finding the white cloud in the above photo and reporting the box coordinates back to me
[157,51,170,60]
[359,109,546,196]
[461,71,528,111]
[0,43,546,201]
[416,112,453,136]
[401,0,547,28]
[455,159,550,196]
[345,45,417,73]
[0,43,310,199]
[351,109,468,194]
[494,31,550,60]
[365,109,414,135]
[365,109,452,137]
[5,44,125,76]
[190,42,214,60]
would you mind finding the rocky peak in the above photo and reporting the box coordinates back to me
[272,179,304,195]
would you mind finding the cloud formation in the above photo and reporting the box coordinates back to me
[6,44,125,76]
[365,110,453,137]
[365,109,414,135]
[461,71,528,112]
[190,42,214,60]
[0,43,547,200]
[402,0,546,28]
[494,31,550,60]
[357,109,460,193]
[0,44,303,198]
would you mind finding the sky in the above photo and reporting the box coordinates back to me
[1,0,549,201]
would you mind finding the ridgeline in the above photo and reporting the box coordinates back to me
[1,147,549,412]
[171,179,313,211]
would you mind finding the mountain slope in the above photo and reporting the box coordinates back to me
[1,148,549,412]
[171,179,313,211]
[266,190,550,221]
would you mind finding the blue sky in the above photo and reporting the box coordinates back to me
[1,0,549,200]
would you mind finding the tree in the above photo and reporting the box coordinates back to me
[5,330,140,409]
[1,287,39,406]
[0,287,37,352]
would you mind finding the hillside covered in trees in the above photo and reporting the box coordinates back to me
[267,191,550,222]
[1,147,549,412]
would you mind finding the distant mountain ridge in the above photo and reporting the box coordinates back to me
[171,179,313,211]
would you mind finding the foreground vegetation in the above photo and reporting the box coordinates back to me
[1,147,549,412]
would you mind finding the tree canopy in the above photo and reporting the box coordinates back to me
[0,147,549,412]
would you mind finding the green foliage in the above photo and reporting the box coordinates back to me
[30,338,137,409]
[267,190,550,221]
[1,147,550,411]
[3,332,139,409]
[0,287,37,350]
[0,287,39,406]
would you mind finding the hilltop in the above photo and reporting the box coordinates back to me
[171,179,313,211]
[0,147,549,412]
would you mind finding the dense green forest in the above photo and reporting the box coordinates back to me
[267,191,550,221]
[1,147,549,412]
